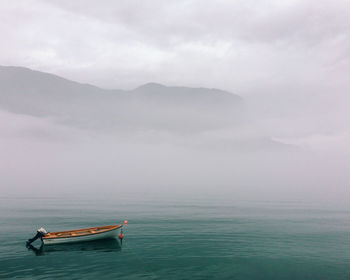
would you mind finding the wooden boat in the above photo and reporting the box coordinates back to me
[42,225,123,245]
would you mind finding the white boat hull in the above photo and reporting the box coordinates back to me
[43,227,122,245]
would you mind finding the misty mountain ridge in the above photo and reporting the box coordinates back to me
[0,65,243,131]
[0,65,294,152]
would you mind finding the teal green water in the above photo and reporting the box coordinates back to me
[1,196,350,279]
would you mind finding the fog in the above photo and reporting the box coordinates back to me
[0,81,349,203]
[0,1,349,203]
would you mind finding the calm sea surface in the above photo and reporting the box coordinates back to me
[1,196,350,279]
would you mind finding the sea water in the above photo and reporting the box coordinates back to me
[1,195,350,279]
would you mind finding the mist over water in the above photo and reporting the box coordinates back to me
[1,99,349,204]
[0,58,348,205]
[1,0,350,278]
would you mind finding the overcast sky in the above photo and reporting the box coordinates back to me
[1,0,349,93]
[1,0,350,199]
[1,0,350,143]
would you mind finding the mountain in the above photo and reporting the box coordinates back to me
[132,82,241,107]
[0,66,123,118]
[0,66,243,131]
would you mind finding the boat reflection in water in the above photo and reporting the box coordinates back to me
[27,238,121,256]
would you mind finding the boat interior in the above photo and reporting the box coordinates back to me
[43,225,122,239]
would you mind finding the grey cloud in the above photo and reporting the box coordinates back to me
[1,0,349,89]
[1,1,350,200]
[47,0,349,45]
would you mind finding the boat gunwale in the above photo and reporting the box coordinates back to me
[43,225,122,240]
